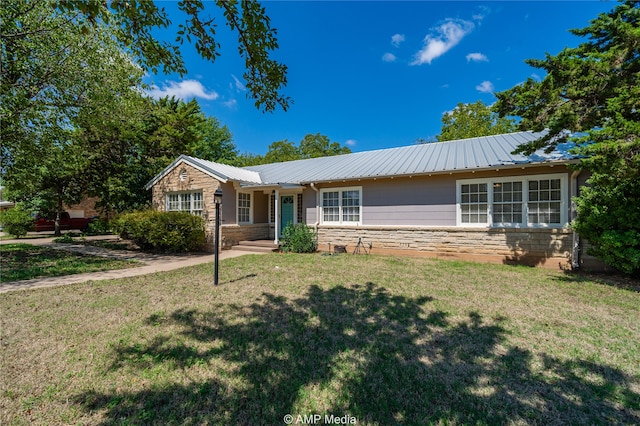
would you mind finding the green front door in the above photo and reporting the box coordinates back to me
[280,195,294,233]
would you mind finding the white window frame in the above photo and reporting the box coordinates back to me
[320,186,362,225]
[237,191,253,224]
[166,191,203,216]
[456,173,568,228]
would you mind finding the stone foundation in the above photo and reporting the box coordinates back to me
[317,226,575,270]
[220,224,270,250]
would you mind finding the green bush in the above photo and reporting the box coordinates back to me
[0,205,34,238]
[280,223,317,253]
[53,233,76,244]
[113,210,206,253]
[573,169,640,276]
[85,218,111,235]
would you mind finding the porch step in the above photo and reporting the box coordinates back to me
[233,240,279,253]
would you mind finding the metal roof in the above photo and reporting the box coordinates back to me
[145,154,261,189]
[245,131,576,184]
[147,131,578,189]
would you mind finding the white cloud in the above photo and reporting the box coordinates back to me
[411,19,475,65]
[382,52,397,62]
[472,6,490,22]
[224,99,238,109]
[466,52,488,62]
[148,79,219,100]
[345,139,357,147]
[231,74,246,92]
[476,80,494,93]
[391,33,405,47]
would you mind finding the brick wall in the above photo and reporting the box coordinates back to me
[64,197,100,218]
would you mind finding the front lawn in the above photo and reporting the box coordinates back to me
[1,254,638,425]
[0,243,138,282]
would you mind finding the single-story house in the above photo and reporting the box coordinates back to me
[145,131,602,270]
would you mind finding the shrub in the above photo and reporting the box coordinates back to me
[85,218,111,236]
[0,205,34,238]
[113,210,206,253]
[573,172,640,276]
[280,223,317,253]
[53,233,75,244]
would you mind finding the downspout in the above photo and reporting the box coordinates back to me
[571,170,581,270]
[310,182,320,250]
[310,183,320,233]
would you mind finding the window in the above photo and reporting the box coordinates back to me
[492,181,522,224]
[297,194,304,223]
[166,191,203,216]
[237,192,252,224]
[321,187,362,225]
[457,174,566,227]
[460,183,488,224]
[528,179,562,224]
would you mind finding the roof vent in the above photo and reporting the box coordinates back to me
[179,168,188,182]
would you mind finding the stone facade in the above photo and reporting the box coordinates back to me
[317,225,574,269]
[151,162,222,251]
[220,224,270,248]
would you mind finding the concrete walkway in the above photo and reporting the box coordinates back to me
[0,234,258,293]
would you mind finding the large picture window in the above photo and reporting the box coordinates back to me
[321,187,361,225]
[166,191,203,216]
[457,174,567,227]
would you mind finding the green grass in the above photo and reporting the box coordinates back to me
[1,253,639,425]
[0,243,138,282]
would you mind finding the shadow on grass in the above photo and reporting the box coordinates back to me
[554,270,640,293]
[75,282,639,424]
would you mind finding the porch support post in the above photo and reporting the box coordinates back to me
[274,189,280,245]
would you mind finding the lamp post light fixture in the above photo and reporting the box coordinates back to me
[213,188,223,286]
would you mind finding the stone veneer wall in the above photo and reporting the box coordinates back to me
[151,162,221,252]
[317,226,574,269]
[221,224,270,249]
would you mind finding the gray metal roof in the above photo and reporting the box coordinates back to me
[245,131,576,184]
[145,154,261,189]
[147,131,578,189]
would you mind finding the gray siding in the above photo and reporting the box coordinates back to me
[304,166,575,228]
[362,175,456,226]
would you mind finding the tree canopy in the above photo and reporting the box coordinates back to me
[54,0,290,112]
[241,133,352,166]
[437,101,517,142]
[494,0,640,274]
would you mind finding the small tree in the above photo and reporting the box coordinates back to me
[0,204,33,238]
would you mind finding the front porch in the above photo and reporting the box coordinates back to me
[233,240,279,253]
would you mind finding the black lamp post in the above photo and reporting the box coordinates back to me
[214,188,223,286]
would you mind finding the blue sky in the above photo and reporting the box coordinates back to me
[145,1,614,156]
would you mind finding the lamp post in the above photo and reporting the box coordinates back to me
[213,188,223,286]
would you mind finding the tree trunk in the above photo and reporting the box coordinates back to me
[54,191,63,237]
